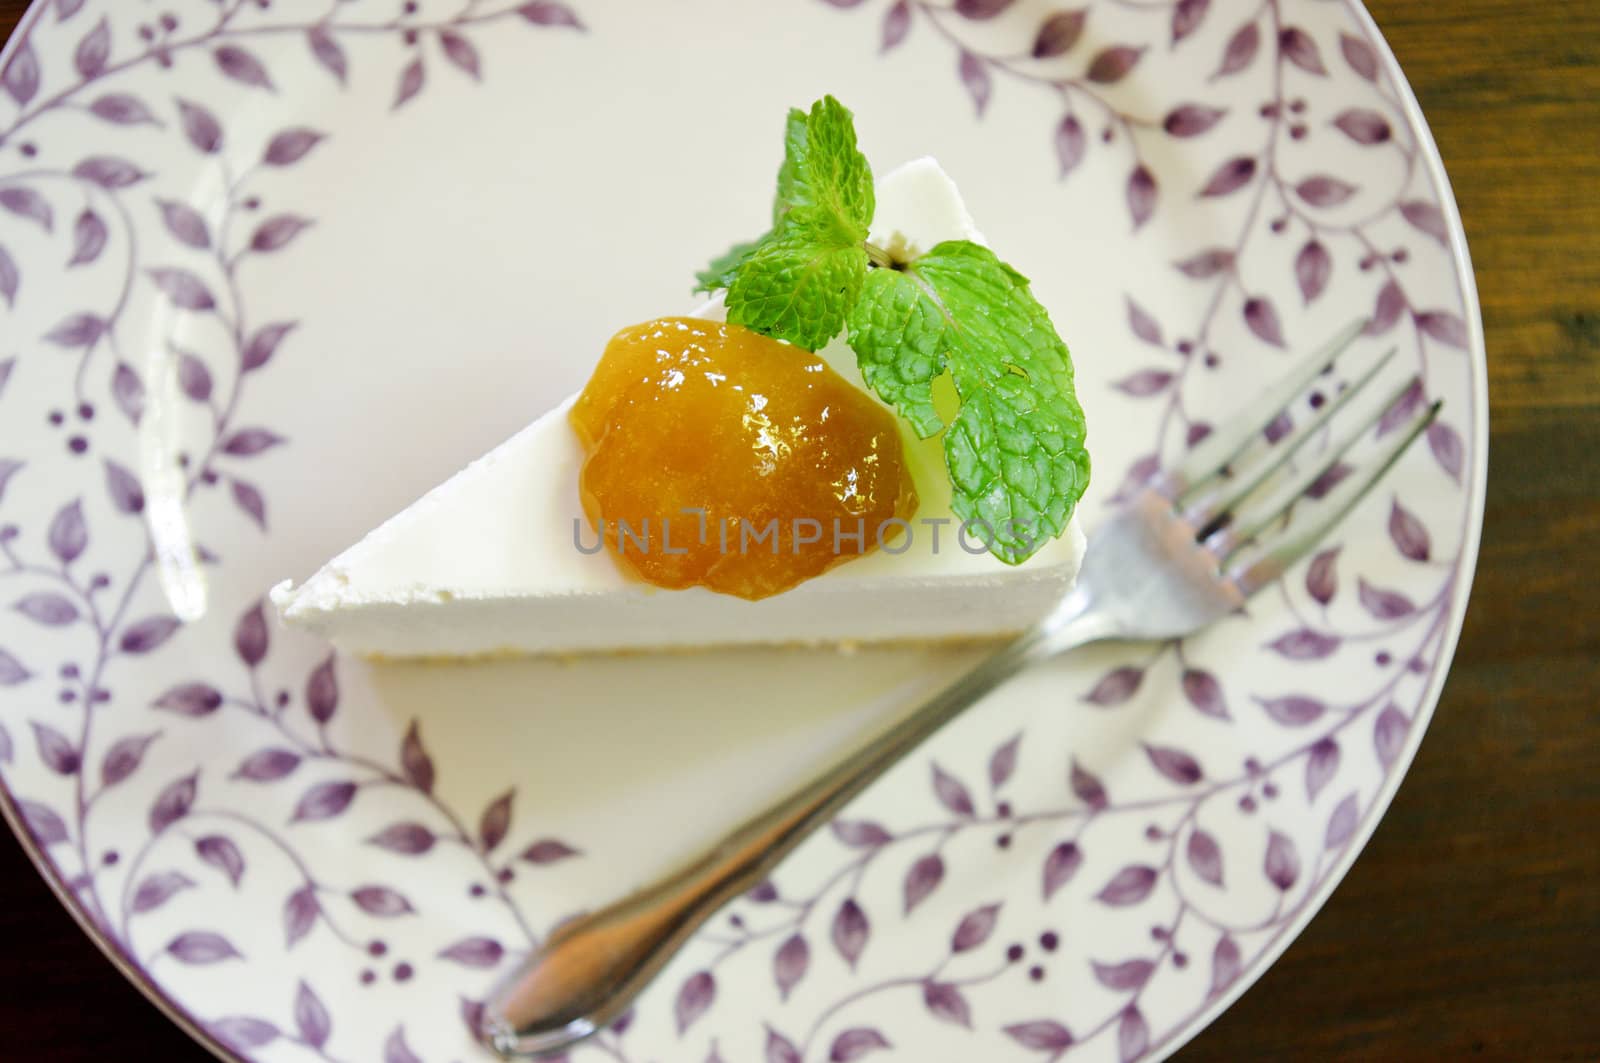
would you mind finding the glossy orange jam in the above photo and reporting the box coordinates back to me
[570,317,918,600]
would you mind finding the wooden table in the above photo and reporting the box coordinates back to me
[2,0,1595,1059]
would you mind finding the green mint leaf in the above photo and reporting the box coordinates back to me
[694,236,765,294]
[778,95,875,244]
[773,107,807,226]
[727,232,868,353]
[846,240,1090,564]
[707,97,875,350]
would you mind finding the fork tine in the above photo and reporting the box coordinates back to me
[1205,372,1418,557]
[1181,346,1398,527]
[1227,399,1442,597]
[1156,318,1368,501]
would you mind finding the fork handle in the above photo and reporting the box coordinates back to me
[483,590,1114,1058]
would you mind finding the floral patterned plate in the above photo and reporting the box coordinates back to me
[0,0,1482,1060]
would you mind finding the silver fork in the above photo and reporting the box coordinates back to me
[482,319,1439,1058]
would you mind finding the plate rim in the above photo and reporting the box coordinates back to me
[0,0,1488,1059]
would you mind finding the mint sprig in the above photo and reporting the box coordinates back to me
[696,97,1090,565]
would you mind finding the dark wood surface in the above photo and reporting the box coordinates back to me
[2,0,1596,1060]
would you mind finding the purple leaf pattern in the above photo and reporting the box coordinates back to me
[132,870,196,913]
[924,980,972,1027]
[1119,1006,1151,1062]
[1326,792,1361,849]
[166,931,241,965]
[1033,10,1085,59]
[832,898,870,969]
[284,886,320,947]
[958,51,991,115]
[1429,421,1465,483]
[1243,296,1286,347]
[1126,297,1163,346]
[774,933,809,1000]
[250,215,313,253]
[308,27,348,83]
[100,732,157,787]
[215,46,274,91]
[1180,668,1229,719]
[1306,738,1341,800]
[478,788,514,851]
[1097,865,1158,906]
[176,100,223,154]
[1200,155,1255,197]
[1084,665,1143,705]
[1278,26,1327,75]
[294,980,331,1049]
[1401,200,1448,244]
[384,1027,424,1063]
[196,835,246,887]
[1042,840,1083,899]
[1307,546,1340,604]
[521,838,581,865]
[1005,1021,1074,1051]
[931,763,976,817]
[440,32,482,79]
[264,128,325,166]
[1333,108,1391,145]
[1359,577,1416,619]
[951,903,1001,952]
[1296,240,1331,304]
[369,822,436,855]
[149,771,197,833]
[1296,175,1358,207]
[1127,165,1157,229]
[1215,22,1259,78]
[439,937,504,968]
[212,1017,279,1051]
[73,157,147,189]
[32,722,79,775]
[120,615,180,654]
[1186,829,1224,886]
[989,733,1020,788]
[233,748,300,782]
[1264,830,1301,891]
[15,592,79,626]
[1086,45,1142,85]
[351,885,415,917]
[830,1028,892,1061]
[291,781,358,823]
[394,58,425,109]
[0,187,50,231]
[1374,705,1410,767]
[153,682,221,717]
[1257,694,1327,726]
[1340,32,1379,80]
[1388,498,1431,561]
[1093,958,1154,991]
[904,852,945,913]
[881,1,912,52]
[675,971,715,1034]
[1163,103,1224,137]
[1417,310,1468,349]
[1144,743,1203,785]
[1054,113,1086,177]
[1070,758,1109,809]
[1171,0,1208,43]
[1266,628,1340,660]
[68,210,108,267]
[89,93,158,125]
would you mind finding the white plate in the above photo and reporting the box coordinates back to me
[0,1,1483,1060]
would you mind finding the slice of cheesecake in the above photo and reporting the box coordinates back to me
[271,159,1086,658]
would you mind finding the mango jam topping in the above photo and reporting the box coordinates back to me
[570,317,917,600]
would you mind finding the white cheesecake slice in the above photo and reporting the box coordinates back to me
[272,158,1086,658]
